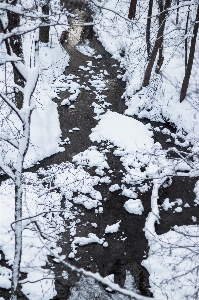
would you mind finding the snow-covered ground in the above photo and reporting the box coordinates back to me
[0,0,69,169]
[91,0,199,144]
[1,0,199,299]
[89,1,199,299]
[0,162,104,298]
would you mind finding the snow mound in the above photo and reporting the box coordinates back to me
[74,233,104,246]
[73,149,109,169]
[69,233,105,258]
[21,270,56,300]
[90,111,154,152]
[124,199,144,215]
[142,225,199,299]
[109,184,120,192]
[0,162,102,298]
[0,275,11,289]
[0,267,12,289]
[105,221,121,234]
[73,195,100,209]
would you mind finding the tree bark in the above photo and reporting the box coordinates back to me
[11,181,23,300]
[176,0,179,25]
[180,4,199,102]
[11,36,39,300]
[146,0,153,58]
[6,0,25,109]
[128,0,138,20]
[11,111,32,299]
[156,0,164,73]
[142,0,172,87]
[185,9,190,69]
[39,2,50,43]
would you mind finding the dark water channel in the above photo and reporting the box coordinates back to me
[51,2,199,300]
[0,1,198,300]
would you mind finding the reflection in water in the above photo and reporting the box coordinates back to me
[67,9,86,48]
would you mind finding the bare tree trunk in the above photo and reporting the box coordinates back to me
[180,4,199,102]
[146,0,153,58]
[176,0,179,25]
[156,0,164,73]
[39,2,50,43]
[185,9,190,69]
[128,0,138,19]
[7,0,25,109]
[142,0,171,87]
[10,36,39,300]
[10,110,33,299]
[11,177,23,300]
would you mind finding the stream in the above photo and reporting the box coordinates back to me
[0,1,198,299]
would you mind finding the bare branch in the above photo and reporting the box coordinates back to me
[10,209,67,231]
[0,3,77,19]
[0,158,15,180]
[90,0,136,24]
[13,83,24,94]
[0,134,19,149]
[0,92,23,123]
[0,54,22,64]
[34,223,156,300]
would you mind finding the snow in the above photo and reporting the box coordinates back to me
[76,39,96,56]
[0,267,12,284]
[142,178,199,299]
[52,74,82,106]
[90,111,154,152]
[20,270,56,300]
[0,5,70,169]
[0,162,103,298]
[194,179,199,205]
[68,271,137,300]
[0,176,59,298]
[122,187,137,199]
[192,216,197,222]
[175,161,191,172]
[98,206,103,213]
[109,184,120,192]
[73,233,104,246]
[138,183,150,193]
[73,194,100,209]
[175,198,183,206]
[142,225,199,300]
[162,198,175,211]
[62,270,69,280]
[69,233,106,258]
[92,0,199,145]
[99,176,111,183]
[89,78,107,91]
[0,275,11,289]
[85,9,199,295]
[174,207,182,213]
[1,0,199,299]
[105,274,114,292]
[72,127,80,131]
[73,148,109,170]
[105,221,121,234]
[124,199,144,215]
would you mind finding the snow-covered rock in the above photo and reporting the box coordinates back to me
[124,199,144,215]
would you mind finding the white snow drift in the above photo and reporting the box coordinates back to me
[90,111,154,152]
